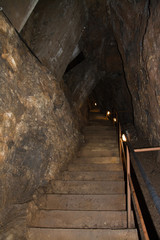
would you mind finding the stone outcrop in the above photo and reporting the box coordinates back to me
[0,12,80,237]
[21,0,86,81]
[0,0,39,32]
[79,0,134,124]
[106,0,160,145]
[64,60,103,109]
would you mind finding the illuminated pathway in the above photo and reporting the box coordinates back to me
[27,112,139,240]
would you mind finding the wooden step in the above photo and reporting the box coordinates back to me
[84,130,116,133]
[37,194,126,210]
[77,150,119,158]
[85,142,118,146]
[84,127,116,131]
[84,131,116,135]
[28,210,135,229]
[84,126,115,129]
[84,125,115,129]
[83,146,119,151]
[74,156,120,164]
[79,146,119,152]
[84,138,118,143]
[68,163,123,171]
[28,228,139,240]
[84,134,117,138]
[49,180,125,194]
[88,123,113,126]
[78,150,119,157]
[84,139,117,144]
[60,171,124,181]
[83,142,118,147]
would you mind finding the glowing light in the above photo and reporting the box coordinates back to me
[95,103,97,106]
[122,134,127,142]
[107,111,111,116]
[113,118,117,122]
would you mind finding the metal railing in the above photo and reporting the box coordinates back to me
[118,122,160,240]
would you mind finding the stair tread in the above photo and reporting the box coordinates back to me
[49,180,125,194]
[37,194,126,210]
[84,139,118,143]
[84,133,116,135]
[79,148,119,152]
[84,135,117,138]
[28,228,139,240]
[68,163,123,171]
[74,156,119,164]
[78,150,119,157]
[29,210,135,229]
[84,132,116,135]
[61,171,124,180]
[83,145,118,148]
[85,143,118,146]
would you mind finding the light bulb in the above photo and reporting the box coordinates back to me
[122,134,127,142]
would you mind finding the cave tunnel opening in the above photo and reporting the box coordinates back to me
[0,0,160,239]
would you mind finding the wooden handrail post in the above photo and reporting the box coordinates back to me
[119,123,122,162]
[127,145,131,228]
[118,122,150,238]
[129,177,150,240]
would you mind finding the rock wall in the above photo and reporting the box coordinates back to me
[64,60,103,109]
[0,0,39,32]
[21,0,86,81]
[107,0,160,145]
[0,12,80,236]
[80,0,134,124]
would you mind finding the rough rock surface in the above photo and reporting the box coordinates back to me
[21,0,86,80]
[0,0,39,32]
[64,60,103,109]
[20,0,134,126]
[0,12,80,238]
[107,0,160,145]
[80,0,134,124]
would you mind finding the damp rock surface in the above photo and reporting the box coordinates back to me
[0,12,80,238]
[21,0,86,80]
[106,0,160,145]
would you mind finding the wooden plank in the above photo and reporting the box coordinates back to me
[37,194,126,211]
[61,171,124,181]
[50,180,125,194]
[28,228,139,240]
[29,210,135,229]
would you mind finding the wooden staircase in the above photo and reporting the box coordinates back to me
[27,113,139,240]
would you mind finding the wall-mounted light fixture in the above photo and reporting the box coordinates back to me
[122,134,127,142]
[107,111,110,116]
[95,103,97,106]
[113,118,117,122]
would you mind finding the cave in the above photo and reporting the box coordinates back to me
[0,0,160,239]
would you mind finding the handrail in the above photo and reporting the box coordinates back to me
[118,123,150,240]
[126,145,131,228]
[134,147,160,152]
[127,141,160,215]
[112,111,160,239]
[128,174,149,239]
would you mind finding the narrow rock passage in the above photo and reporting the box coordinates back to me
[27,112,139,240]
